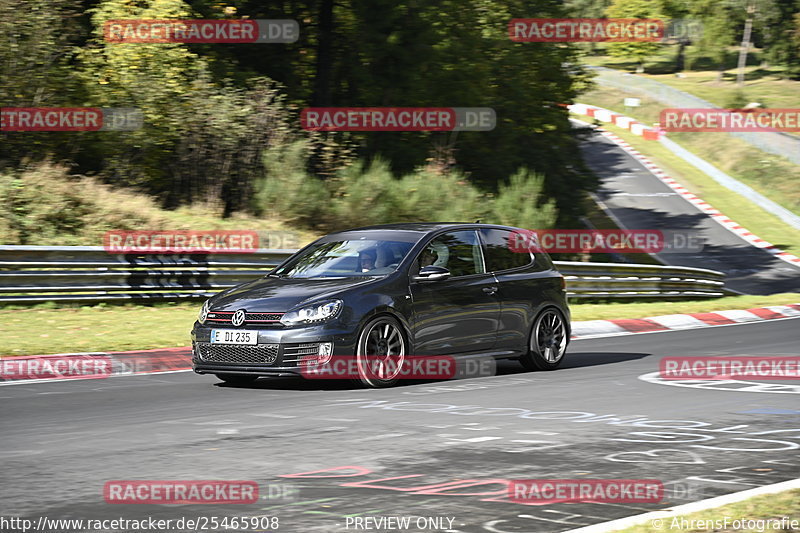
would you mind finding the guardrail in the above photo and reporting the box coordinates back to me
[559,261,726,299]
[0,246,727,304]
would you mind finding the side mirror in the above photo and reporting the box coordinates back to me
[412,265,451,282]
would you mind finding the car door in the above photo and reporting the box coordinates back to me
[409,230,500,355]
[479,227,557,351]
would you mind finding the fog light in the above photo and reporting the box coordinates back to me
[318,342,333,364]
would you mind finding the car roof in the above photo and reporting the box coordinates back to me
[338,222,520,233]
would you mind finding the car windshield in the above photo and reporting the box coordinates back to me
[272,238,416,278]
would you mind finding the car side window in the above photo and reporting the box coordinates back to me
[480,228,534,272]
[417,230,485,277]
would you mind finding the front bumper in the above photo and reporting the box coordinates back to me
[191,321,358,377]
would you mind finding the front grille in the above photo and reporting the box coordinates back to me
[206,311,284,325]
[282,343,324,365]
[247,313,284,322]
[195,342,279,365]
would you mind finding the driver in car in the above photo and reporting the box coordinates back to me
[359,249,377,272]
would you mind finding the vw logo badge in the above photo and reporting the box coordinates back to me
[231,309,246,327]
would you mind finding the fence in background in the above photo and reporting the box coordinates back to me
[0,246,727,305]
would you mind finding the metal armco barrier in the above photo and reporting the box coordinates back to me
[0,246,726,304]
[558,261,726,299]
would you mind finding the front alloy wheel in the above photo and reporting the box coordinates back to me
[520,308,568,371]
[354,316,407,388]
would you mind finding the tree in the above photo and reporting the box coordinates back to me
[564,0,614,54]
[3,0,604,230]
[75,0,208,191]
[688,0,738,80]
[74,0,306,215]
[605,0,666,72]
[0,0,82,107]
[0,0,84,168]
[565,0,614,17]
[316,0,596,225]
[760,0,800,79]
[177,0,598,225]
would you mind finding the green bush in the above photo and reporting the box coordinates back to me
[491,168,557,230]
[327,159,402,228]
[724,90,750,109]
[252,154,557,232]
[393,168,488,225]
[326,160,492,230]
[253,141,330,227]
[2,156,558,247]
[0,163,170,245]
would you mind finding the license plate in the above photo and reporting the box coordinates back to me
[210,329,258,345]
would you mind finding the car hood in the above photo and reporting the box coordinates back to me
[209,276,379,312]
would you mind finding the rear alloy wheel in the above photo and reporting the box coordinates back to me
[215,373,258,385]
[354,316,407,388]
[520,308,568,371]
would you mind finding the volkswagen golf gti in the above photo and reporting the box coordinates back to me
[192,223,570,388]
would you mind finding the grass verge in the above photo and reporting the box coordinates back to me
[642,69,800,110]
[615,488,800,533]
[582,47,800,109]
[1,303,198,357]
[572,109,800,256]
[2,294,797,356]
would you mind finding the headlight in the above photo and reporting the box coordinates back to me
[280,300,342,326]
[198,300,210,324]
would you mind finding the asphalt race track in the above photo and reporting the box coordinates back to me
[577,127,800,295]
[2,319,799,532]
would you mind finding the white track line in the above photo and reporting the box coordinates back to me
[0,368,193,386]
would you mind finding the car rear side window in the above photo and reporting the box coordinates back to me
[480,228,533,272]
[419,230,485,277]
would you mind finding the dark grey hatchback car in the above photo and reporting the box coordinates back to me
[192,223,570,388]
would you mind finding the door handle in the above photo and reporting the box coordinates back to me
[483,286,498,295]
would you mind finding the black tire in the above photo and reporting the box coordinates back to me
[353,316,407,388]
[520,308,568,371]
[215,373,259,385]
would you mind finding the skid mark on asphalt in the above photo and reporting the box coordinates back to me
[0,449,45,458]
[360,433,409,441]
[604,449,706,464]
[439,436,504,443]
[433,429,570,453]
[400,376,542,396]
[505,440,570,453]
[270,452,800,531]
[740,408,800,414]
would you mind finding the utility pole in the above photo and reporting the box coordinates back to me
[737,1,756,87]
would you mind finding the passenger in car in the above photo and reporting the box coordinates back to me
[419,248,438,268]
